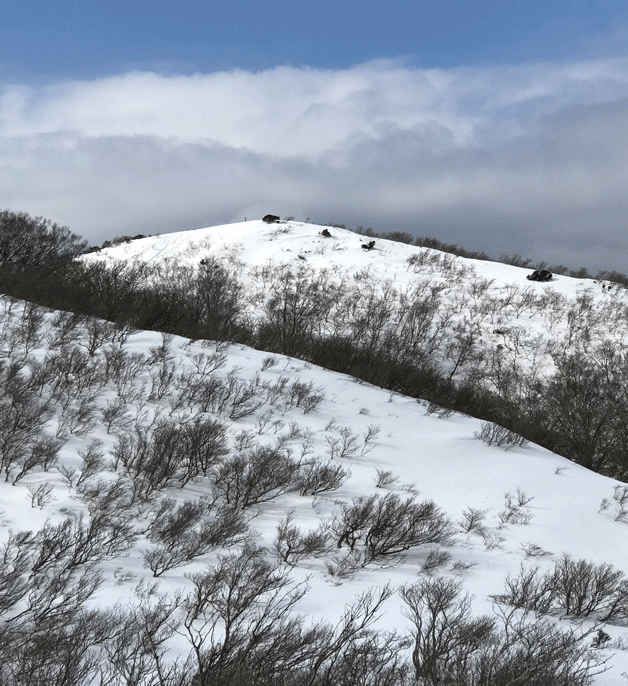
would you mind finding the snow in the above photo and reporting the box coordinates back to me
[3,219,628,682]
[86,219,628,384]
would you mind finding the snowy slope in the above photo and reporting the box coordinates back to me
[1,222,628,682]
[86,219,628,384]
[88,219,600,296]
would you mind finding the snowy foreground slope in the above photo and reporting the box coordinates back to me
[1,222,628,683]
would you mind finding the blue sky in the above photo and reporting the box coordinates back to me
[4,1,628,77]
[1,1,628,272]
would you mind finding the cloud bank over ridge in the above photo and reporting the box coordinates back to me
[1,58,627,271]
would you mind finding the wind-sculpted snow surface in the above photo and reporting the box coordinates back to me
[0,292,627,683]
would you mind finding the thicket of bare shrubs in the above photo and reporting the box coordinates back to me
[211,445,300,509]
[0,526,608,686]
[0,209,88,269]
[402,577,604,686]
[493,554,628,623]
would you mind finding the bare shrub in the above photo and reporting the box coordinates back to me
[476,421,527,448]
[331,494,454,567]
[499,491,534,526]
[100,586,185,686]
[482,531,506,550]
[451,560,477,574]
[191,350,227,375]
[319,629,411,686]
[112,423,189,500]
[326,551,363,581]
[420,548,452,574]
[285,420,307,440]
[0,519,117,686]
[494,554,628,623]
[225,373,265,420]
[255,408,275,435]
[361,495,453,566]
[515,486,535,506]
[553,554,628,621]
[598,497,611,513]
[45,345,104,408]
[298,461,350,495]
[493,564,557,615]
[10,436,62,484]
[47,310,82,349]
[591,628,612,649]
[148,358,177,401]
[613,485,628,522]
[261,355,279,371]
[0,606,112,685]
[143,496,248,576]
[498,506,534,526]
[13,302,48,356]
[15,555,103,629]
[211,445,300,508]
[83,316,115,356]
[330,495,376,553]
[0,376,54,482]
[103,348,147,402]
[459,507,488,534]
[74,439,106,490]
[57,464,77,490]
[326,426,360,460]
[521,542,552,557]
[232,428,255,451]
[362,424,381,456]
[26,482,55,509]
[284,380,325,414]
[30,511,137,574]
[180,418,229,479]
[375,469,400,489]
[55,397,97,438]
[273,511,329,566]
[402,578,493,684]
[182,545,303,684]
[183,545,395,686]
[426,403,455,418]
[100,398,132,434]
[189,256,246,340]
[264,375,290,405]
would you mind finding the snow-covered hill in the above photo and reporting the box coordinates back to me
[1,221,628,683]
[87,219,604,299]
[86,218,628,385]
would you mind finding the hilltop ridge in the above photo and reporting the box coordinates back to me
[87,218,599,296]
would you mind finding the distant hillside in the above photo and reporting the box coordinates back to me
[81,219,628,480]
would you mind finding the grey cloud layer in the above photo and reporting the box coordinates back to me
[1,59,627,272]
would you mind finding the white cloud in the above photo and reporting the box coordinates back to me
[1,58,628,272]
